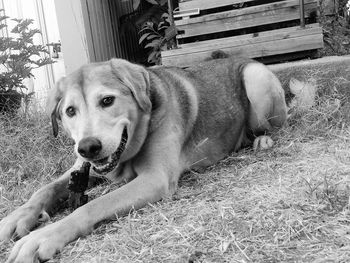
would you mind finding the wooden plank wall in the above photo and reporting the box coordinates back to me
[176,0,317,39]
[179,0,255,11]
[163,24,323,65]
[162,0,323,66]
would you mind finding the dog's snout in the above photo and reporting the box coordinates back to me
[78,137,102,158]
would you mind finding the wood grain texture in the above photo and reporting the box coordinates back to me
[161,24,323,67]
[179,0,255,11]
[176,0,317,38]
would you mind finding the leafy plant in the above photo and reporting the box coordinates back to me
[0,9,54,95]
[139,13,170,65]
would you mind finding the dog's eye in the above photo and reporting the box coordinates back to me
[66,106,76,117]
[100,96,115,108]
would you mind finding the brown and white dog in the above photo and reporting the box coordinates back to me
[1,53,294,262]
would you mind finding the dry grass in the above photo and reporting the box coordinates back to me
[1,60,350,262]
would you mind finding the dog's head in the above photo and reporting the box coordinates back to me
[48,59,152,174]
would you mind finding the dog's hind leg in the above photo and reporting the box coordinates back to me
[242,62,288,150]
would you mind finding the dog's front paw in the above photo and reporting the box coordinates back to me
[0,206,49,242]
[5,222,66,263]
[253,135,274,151]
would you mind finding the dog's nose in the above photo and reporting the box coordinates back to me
[78,137,102,158]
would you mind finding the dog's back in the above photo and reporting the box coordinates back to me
[148,55,284,169]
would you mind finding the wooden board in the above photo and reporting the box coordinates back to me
[176,0,317,39]
[161,24,323,67]
[178,0,255,11]
[166,23,322,55]
[176,0,316,26]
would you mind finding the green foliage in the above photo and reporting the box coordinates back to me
[0,10,54,95]
[139,13,170,65]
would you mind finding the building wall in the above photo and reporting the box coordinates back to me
[54,0,90,74]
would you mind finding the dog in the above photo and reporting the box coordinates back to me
[0,53,292,262]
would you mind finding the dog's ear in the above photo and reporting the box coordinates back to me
[110,59,152,113]
[47,78,64,137]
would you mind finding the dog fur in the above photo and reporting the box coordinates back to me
[0,54,289,262]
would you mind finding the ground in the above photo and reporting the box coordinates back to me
[0,59,350,262]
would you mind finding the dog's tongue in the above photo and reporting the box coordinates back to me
[92,127,128,175]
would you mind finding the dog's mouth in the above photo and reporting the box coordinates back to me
[91,127,128,175]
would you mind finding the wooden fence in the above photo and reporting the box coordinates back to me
[162,0,324,66]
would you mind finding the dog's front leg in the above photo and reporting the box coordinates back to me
[0,160,83,242]
[5,164,173,263]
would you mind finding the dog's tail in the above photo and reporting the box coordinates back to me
[287,77,316,114]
